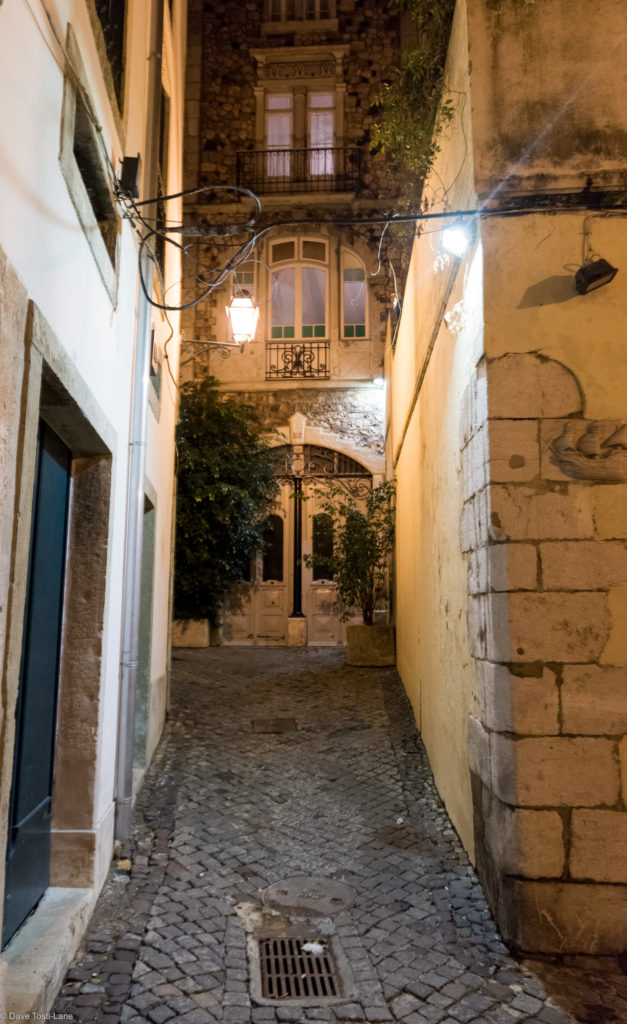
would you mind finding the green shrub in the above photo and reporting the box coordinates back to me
[370,0,456,192]
[305,480,396,626]
[174,378,278,625]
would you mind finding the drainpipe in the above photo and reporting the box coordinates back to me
[115,0,163,844]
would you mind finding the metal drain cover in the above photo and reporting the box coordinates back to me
[262,877,356,917]
[248,928,357,1007]
[259,936,339,1000]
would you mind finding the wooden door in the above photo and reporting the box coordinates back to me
[2,423,71,948]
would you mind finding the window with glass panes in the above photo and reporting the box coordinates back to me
[308,92,334,175]
[266,94,292,177]
[233,261,255,298]
[266,0,333,20]
[270,239,328,340]
[342,251,366,337]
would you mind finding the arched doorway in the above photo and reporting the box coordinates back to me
[221,444,372,645]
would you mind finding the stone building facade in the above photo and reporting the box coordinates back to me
[181,0,404,645]
[389,0,627,954]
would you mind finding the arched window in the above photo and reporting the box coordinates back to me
[270,238,328,341]
[262,514,284,582]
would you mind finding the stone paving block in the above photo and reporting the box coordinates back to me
[511,992,544,1014]
[52,649,626,1024]
[147,1005,177,1024]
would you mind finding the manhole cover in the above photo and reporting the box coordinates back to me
[262,877,356,917]
[259,936,338,1000]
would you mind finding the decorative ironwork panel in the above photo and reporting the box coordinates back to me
[266,341,330,380]
[94,0,126,104]
[237,147,361,194]
[271,444,372,497]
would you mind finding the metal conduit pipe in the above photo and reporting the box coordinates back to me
[114,0,164,844]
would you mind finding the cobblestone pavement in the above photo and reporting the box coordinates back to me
[54,649,627,1024]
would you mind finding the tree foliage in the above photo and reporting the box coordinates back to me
[305,480,396,626]
[371,0,456,190]
[174,378,278,625]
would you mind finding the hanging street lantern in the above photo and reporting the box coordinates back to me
[225,291,259,345]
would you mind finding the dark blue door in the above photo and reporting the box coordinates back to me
[2,422,71,948]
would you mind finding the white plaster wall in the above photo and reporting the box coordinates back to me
[0,0,184,856]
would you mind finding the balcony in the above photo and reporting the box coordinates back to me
[236,147,361,195]
[266,340,330,380]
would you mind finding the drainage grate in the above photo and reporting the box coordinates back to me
[259,937,338,1000]
[262,876,356,917]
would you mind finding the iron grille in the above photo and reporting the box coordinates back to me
[94,1,126,104]
[272,444,371,479]
[259,937,339,1000]
[266,341,330,380]
[236,147,361,195]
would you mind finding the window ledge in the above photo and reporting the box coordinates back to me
[262,18,339,34]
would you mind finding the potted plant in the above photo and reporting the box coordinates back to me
[305,479,396,666]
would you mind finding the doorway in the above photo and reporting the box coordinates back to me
[221,444,371,646]
[2,422,71,948]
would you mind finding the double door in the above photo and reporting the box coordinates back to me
[221,481,341,646]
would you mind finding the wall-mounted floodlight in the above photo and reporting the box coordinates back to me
[575,258,618,295]
[440,221,473,259]
[225,291,259,344]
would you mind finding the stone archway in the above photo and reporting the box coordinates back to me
[221,414,384,647]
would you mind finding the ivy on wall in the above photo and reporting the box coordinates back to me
[371,0,456,195]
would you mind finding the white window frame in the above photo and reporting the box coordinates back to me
[341,249,368,339]
[59,25,119,302]
[264,0,336,23]
[265,93,293,177]
[269,238,329,341]
[308,92,335,175]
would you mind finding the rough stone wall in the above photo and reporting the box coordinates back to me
[0,243,29,947]
[463,352,627,954]
[181,0,405,358]
[227,385,385,457]
[192,0,400,195]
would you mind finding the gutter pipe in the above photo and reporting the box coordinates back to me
[115,0,163,843]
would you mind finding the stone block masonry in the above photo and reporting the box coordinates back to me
[461,351,627,953]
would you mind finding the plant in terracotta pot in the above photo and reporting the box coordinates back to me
[305,479,396,665]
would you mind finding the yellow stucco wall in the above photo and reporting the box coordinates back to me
[394,255,484,857]
[391,0,627,863]
[389,0,483,855]
[482,213,627,418]
[467,0,627,195]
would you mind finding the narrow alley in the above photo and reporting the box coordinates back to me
[53,650,627,1024]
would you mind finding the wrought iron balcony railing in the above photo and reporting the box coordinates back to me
[266,341,330,380]
[236,147,361,195]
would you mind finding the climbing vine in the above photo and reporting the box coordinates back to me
[371,0,456,193]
